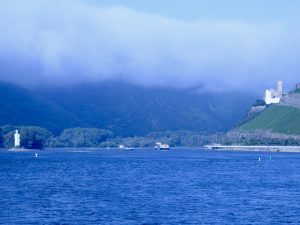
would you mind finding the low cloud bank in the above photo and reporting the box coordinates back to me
[0,0,299,91]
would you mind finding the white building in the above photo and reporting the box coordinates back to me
[264,80,283,105]
[14,130,20,148]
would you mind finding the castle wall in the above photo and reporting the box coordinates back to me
[264,89,280,104]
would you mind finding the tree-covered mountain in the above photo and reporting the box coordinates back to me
[0,82,79,133]
[0,81,256,136]
[38,82,256,136]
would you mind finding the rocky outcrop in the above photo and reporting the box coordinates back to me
[280,93,300,108]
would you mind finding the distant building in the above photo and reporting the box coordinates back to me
[264,80,283,105]
[277,80,283,96]
[14,130,20,148]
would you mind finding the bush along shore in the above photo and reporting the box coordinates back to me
[0,125,224,149]
[1,125,300,150]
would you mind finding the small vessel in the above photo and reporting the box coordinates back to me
[203,144,222,150]
[118,145,125,149]
[118,145,134,151]
[155,142,170,150]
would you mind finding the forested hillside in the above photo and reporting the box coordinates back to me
[0,81,256,136]
[0,82,79,133]
[38,82,256,136]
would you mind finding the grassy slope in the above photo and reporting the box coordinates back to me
[240,104,300,134]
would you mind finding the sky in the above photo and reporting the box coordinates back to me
[0,0,300,92]
[90,0,300,22]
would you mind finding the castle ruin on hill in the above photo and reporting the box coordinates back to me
[264,80,283,105]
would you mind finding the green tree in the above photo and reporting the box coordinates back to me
[2,126,52,149]
[23,126,51,149]
[1,125,16,134]
[253,99,266,107]
[2,125,20,149]
[3,131,14,149]
[57,128,113,147]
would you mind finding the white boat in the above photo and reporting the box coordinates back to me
[155,142,170,150]
[118,145,125,149]
[118,145,134,151]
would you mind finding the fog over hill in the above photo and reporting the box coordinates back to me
[0,82,80,133]
[0,81,256,136]
[0,0,299,91]
[1,0,298,136]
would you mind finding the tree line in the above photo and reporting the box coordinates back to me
[0,125,113,149]
[0,125,220,149]
[2,125,298,150]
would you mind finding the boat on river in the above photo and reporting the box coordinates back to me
[155,142,170,150]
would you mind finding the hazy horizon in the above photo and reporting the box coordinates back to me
[0,0,299,92]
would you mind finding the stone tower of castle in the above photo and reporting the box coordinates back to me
[277,80,283,97]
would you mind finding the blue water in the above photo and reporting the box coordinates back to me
[0,148,300,224]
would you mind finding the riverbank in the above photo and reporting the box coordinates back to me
[204,145,300,152]
[6,148,30,152]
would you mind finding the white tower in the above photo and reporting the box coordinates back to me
[277,80,283,97]
[14,130,20,148]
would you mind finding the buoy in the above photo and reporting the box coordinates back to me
[258,157,261,162]
[35,153,38,158]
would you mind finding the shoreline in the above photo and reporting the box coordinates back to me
[1,146,300,153]
[204,145,300,152]
[6,148,30,152]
